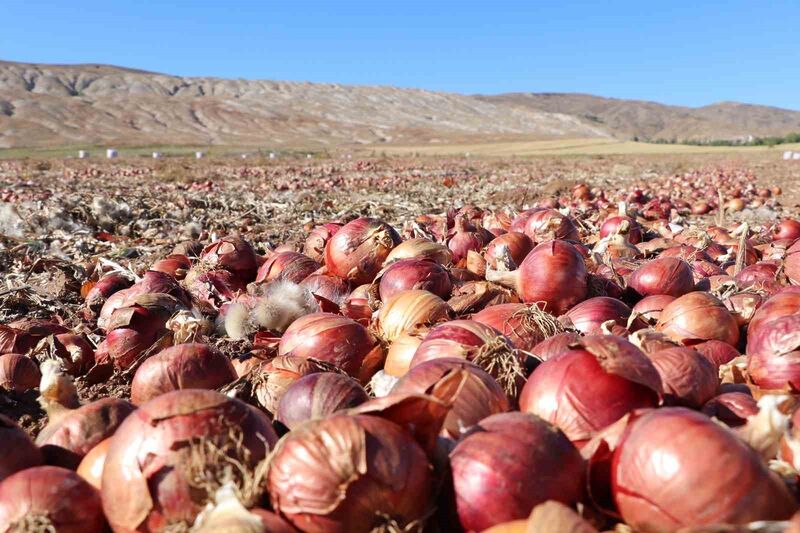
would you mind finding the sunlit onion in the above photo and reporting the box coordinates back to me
[378,258,452,301]
[524,209,579,242]
[325,217,401,285]
[384,329,426,377]
[656,292,740,346]
[255,251,321,284]
[77,438,111,489]
[0,353,41,393]
[484,232,533,269]
[276,372,368,429]
[200,235,259,283]
[385,238,452,265]
[472,303,565,351]
[693,339,741,368]
[628,257,694,297]
[702,392,758,427]
[564,296,644,334]
[599,215,643,244]
[304,222,342,263]
[376,289,451,343]
[299,273,351,307]
[648,347,718,407]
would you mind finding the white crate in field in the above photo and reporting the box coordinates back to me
[269,152,276,159]
[152,152,162,159]
[195,151,204,159]
[794,153,800,160]
[784,151,793,160]
[78,150,88,159]
[106,149,118,159]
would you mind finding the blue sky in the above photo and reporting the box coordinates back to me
[3,1,799,109]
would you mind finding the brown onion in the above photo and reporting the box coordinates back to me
[325,217,401,285]
[384,237,452,265]
[0,353,41,392]
[376,289,451,343]
[130,343,237,405]
[255,251,321,284]
[378,257,452,301]
[628,257,694,297]
[0,466,105,532]
[102,390,277,531]
[612,408,796,530]
[383,329,426,377]
[249,355,345,414]
[276,372,368,429]
[450,412,585,531]
[0,414,42,482]
[648,347,718,407]
[200,235,259,282]
[267,414,434,532]
[656,292,740,346]
[304,222,342,263]
[702,392,758,427]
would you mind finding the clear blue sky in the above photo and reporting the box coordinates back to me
[3,1,799,109]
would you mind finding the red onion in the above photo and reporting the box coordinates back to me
[774,220,800,241]
[509,207,543,233]
[46,333,95,376]
[255,251,321,284]
[656,292,740,346]
[530,331,582,361]
[276,372,368,429]
[299,273,351,307]
[724,291,763,327]
[747,314,800,390]
[385,238,453,265]
[564,296,644,334]
[520,335,661,443]
[0,353,41,392]
[130,343,237,405]
[0,414,42,482]
[612,408,796,530]
[702,392,758,427]
[647,347,718,407]
[599,215,643,244]
[278,312,384,383]
[378,257,452,301]
[200,235,259,282]
[102,390,277,531]
[628,257,694,297]
[448,217,486,265]
[249,355,345,414]
[151,254,192,279]
[484,232,533,269]
[450,412,585,531]
[393,358,509,439]
[631,294,675,324]
[693,339,740,368]
[747,289,800,337]
[98,270,191,330]
[0,318,67,355]
[472,303,566,351]
[303,222,342,263]
[0,466,105,532]
[325,217,401,285]
[104,294,180,369]
[267,414,434,532]
[84,273,133,313]
[524,209,579,242]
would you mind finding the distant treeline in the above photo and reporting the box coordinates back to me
[635,132,800,147]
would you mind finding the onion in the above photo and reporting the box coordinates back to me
[0,466,105,532]
[656,292,740,346]
[0,318,67,355]
[647,347,718,407]
[200,235,259,283]
[376,289,451,343]
[325,217,401,285]
[724,291,763,327]
[774,219,800,241]
[279,312,384,382]
[784,240,800,284]
[746,314,800,390]
[378,258,452,301]
[0,353,41,392]
[509,207,543,233]
[98,270,190,330]
[530,331,582,361]
[255,251,321,284]
[449,412,585,531]
[102,390,277,531]
[612,408,796,530]
[299,273,351,307]
[248,355,344,414]
[693,339,740,368]
[599,215,643,244]
[564,296,644,334]
[304,222,342,263]
[45,333,95,376]
[130,343,237,404]
[267,414,434,532]
[37,397,135,469]
[448,217,486,264]
[702,392,758,427]
[631,294,675,324]
[524,209,579,242]
[628,257,694,297]
[384,237,452,265]
[276,372,368,429]
[76,438,111,489]
[472,303,566,351]
[383,329,426,377]
[520,335,661,443]
[393,358,509,439]
[84,273,133,313]
[151,254,192,279]
[0,414,42,482]
[484,232,533,269]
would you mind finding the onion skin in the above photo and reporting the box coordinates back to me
[628,257,694,298]
[385,237,452,265]
[747,290,800,338]
[98,270,190,331]
[383,330,426,378]
[472,303,556,351]
[693,339,740,368]
[378,258,452,301]
[77,438,111,490]
[278,313,384,383]
[516,240,588,314]
[130,343,237,405]
[200,235,259,283]
[564,296,644,334]
[267,414,434,533]
[524,209,580,242]
[304,222,342,263]
[0,466,106,533]
[0,414,42,482]
[520,335,661,443]
[376,289,451,343]
[151,254,192,280]
[255,251,321,284]
[49,333,95,376]
[631,294,676,324]
[276,372,369,430]
[449,412,585,531]
[102,390,277,532]
[530,331,582,361]
[37,397,135,470]
[746,314,800,390]
[0,353,41,392]
[410,319,518,367]
[702,392,758,427]
[656,292,740,346]
[393,358,509,439]
[648,347,718,408]
[325,217,401,285]
[0,318,68,355]
[300,273,351,307]
[612,408,797,531]
[600,215,643,244]
[484,232,533,269]
[250,355,341,414]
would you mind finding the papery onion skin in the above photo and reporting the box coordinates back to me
[37,397,136,470]
[701,392,758,427]
[376,289,451,343]
[648,347,718,408]
[200,235,259,283]
[0,318,68,355]
[102,390,277,532]
[612,408,797,531]
[0,414,42,482]
[393,358,509,439]
[325,217,401,285]
[746,314,800,390]
[520,335,661,443]
[384,330,426,378]
[530,331,582,361]
[267,414,434,533]
[656,292,740,346]
[378,258,452,302]
[524,209,580,242]
[304,222,342,263]
[276,372,368,429]
[693,339,740,368]
[77,438,111,490]
[0,466,106,533]
[628,257,694,298]
[85,273,134,312]
[130,343,237,405]
[472,303,560,351]
[299,273,352,307]
[631,295,676,324]
[278,312,384,383]
[385,238,452,266]
[250,355,341,414]
[600,215,643,244]
[0,352,41,392]
[50,333,95,376]
[449,412,585,532]
[516,240,588,314]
